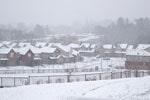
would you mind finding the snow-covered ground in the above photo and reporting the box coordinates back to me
[39,33,99,42]
[0,76,150,100]
[0,57,125,71]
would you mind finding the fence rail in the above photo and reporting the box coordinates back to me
[0,70,150,88]
[0,67,111,74]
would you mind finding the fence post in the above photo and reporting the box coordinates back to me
[128,70,131,78]
[127,71,129,78]
[28,76,30,85]
[135,70,138,77]
[14,77,16,87]
[85,74,86,81]
[99,73,101,80]
[0,77,2,88]
[67,75,69,82]
[142,71,144,77]
[48,76,50,83]
[111,72,113,79]
[120,71,122,78]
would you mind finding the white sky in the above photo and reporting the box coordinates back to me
[0,0,150,25]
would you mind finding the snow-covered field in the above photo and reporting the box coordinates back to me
[0,57,125,74]
[45,33,99,42]
[0,76,150,100]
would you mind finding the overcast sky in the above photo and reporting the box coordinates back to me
[0,0,150,25]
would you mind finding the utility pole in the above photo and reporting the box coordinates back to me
[101,57,103,71]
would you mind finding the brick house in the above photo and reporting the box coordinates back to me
[40,47,61,64]
[114,44,128,58]
[18,49,35,66]
[102,44,115,57]
[79,49,98,57]
[0,49,17,66]
[125,49,150,70]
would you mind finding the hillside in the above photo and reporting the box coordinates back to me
[0,77,150,100]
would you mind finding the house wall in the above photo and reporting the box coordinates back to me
[7,50,17,66]
[126,55,150,62]
[0,54,7,66]
[125,61,150,70]
[114,53,126,58]
[0,50,17,66]
[125,55,150,70]
[22,50,34,66]
[41,53,50,64]
[53,49,61,57]
[57,56,65,64]
[79,50,98,57]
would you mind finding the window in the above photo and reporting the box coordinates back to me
[10,52,14,58]
[28,53,31,58]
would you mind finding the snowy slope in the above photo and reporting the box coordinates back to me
[0,77,150,100]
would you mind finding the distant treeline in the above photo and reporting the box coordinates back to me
[0,24,50,41]
[94,17,150,44]
[0,17,150,44]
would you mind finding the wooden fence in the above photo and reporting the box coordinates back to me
[0,67,111,74]
[0,70,150,88]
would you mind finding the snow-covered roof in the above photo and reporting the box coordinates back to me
[127,45,133,50]
[16,48,30,55]
[71,50,78,56]
[79,49,95,53]
[115,51,126,53]
[0,48,12,54]
[40,47,56,53]
[18,42,31,48]
[34,58,41,60]
[9,43,17,48]
[126,49,150,56]
[119,44,128,49]
[81,43,91,48]
[49,55,66,59]
[35,42,47,48]
[55,44,71,52]
[91,44,96,48]
[15,45,41,54]
[2,41,11,45]
[103,44,112,49]
[0,43,3,47]
[0,44,9,49]
[68,43,80,48]
[136,44,150,50]
[23,45,35,49]
[30,48,41,54]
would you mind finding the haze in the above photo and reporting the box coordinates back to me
[0,0,150,25]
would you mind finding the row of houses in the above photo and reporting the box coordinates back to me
[0,47,83,66]
[101,43,150,70]
[125,44,150,70]
[1,41,150,70]
[0,42,98,66]
[0,41,133,58]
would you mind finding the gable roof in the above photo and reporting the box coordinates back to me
[16,48,30,55]
[119,44,128,49]
[0,48,14,54]
[35,42,47,48]
[54,44,71,53]
[126,49,150,56]
[127,45,133,50]
[103,44,113,49]
[81,43,91,48]
[40,47,56,53]
[68,43,80,48]
[136,44,150,50]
